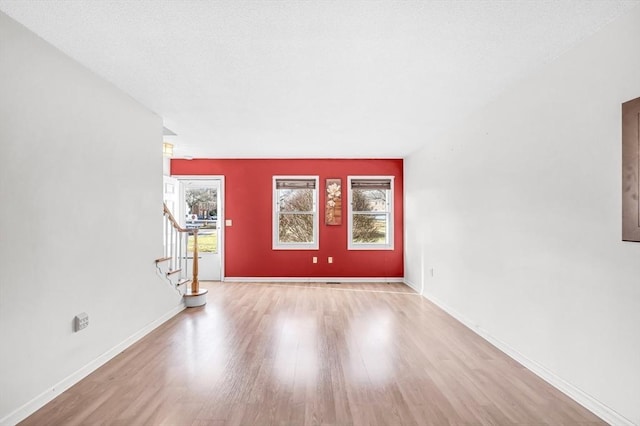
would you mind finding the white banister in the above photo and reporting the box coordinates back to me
[160,203,206,306]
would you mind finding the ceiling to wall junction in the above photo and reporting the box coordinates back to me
[0,0,637,158]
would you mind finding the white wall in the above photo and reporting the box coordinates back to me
[0,12,183,424]
[405,7,640,426]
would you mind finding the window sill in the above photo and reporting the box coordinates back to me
[347,244,394,251]
[273,245,319,250]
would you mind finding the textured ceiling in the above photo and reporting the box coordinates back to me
[0,0,638,158]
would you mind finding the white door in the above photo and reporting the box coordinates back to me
[163,176,179,216]
[179,179,222,281]
[163,176,179,256]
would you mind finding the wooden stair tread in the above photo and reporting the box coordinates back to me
[155,256,171,263]
[166,268,182,276]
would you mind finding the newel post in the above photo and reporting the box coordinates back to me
[191,229,199,294]
[184,227,207,307]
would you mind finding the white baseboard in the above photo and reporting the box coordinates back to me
[403,279,634,426]
[403,278,421,294]
[0,303,186,426]
[223,277,405,283]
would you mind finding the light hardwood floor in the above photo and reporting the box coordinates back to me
[21,282,605,425]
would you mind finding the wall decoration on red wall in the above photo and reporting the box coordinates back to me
[325,178,342,225]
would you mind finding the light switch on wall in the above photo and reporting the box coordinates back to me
[225,219,232,227]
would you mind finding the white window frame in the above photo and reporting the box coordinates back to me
[347,175,394,250]
[273,175,319,250]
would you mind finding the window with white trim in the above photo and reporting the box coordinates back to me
[347,176,394,250]
[273,176,319,250]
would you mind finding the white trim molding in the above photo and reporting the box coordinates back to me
[403,279,635,426]
[0,304,186,426]
[171,175,226,281]
[347,175,395,250]
[224,277,405,284]
[403,278,421,294]
[272,175,320,250]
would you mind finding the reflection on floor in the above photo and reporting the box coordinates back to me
[21,281,604,425]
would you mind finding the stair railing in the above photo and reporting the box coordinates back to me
[162,203,200,295]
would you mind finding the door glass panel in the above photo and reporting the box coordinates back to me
[185,186,218,253]
[187,231,217,253]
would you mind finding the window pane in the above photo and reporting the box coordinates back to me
[352,213,387,244]
[187,230,218,253]
[279,213,314,243]
[352,189,387,212]
[279,189,313,212]
[185,187,217,218]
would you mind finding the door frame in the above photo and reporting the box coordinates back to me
[173,175,226,281]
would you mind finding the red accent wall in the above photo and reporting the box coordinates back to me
[171,159,403,278]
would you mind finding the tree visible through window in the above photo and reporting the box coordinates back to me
[273,177,318,249]
[185,188,217,219]
[348,177,394,249]
[184,186,218,253]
